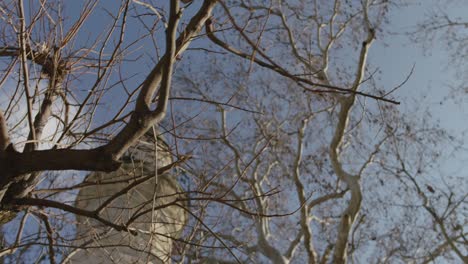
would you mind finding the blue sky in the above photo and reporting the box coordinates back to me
[2,1,467,262]
[372,1,468,133]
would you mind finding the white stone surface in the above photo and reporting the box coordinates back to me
[68,133,187,263]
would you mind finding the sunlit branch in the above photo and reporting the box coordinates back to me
[330,7,375,262]
[0,110,10,151]
[17,0,36,152]
[292,117,317,263]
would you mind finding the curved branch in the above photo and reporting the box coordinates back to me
[104,0,217,159]
[205,18,398,104]
[330,23,375,263]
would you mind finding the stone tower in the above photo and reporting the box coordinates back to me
[68,130,187,263]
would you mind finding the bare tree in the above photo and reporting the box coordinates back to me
[0,0,217,193]
[167,0,466,263]
[0,0,466,263]
[0,0,218,262]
